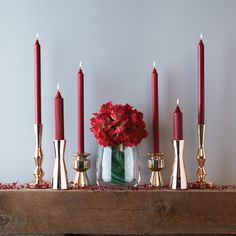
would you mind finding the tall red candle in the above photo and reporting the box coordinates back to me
[78,62,84,153]
[173,99,183,140]
[152,61,159,153]
[54,84,64,140]
[198,33,205,124]
[34,34,41,124]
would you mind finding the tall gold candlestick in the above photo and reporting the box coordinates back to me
[196,124,207,184]
[33,124,45,184]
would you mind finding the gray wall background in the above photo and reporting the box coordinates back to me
[0,0,235,184]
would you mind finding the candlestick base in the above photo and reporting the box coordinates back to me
[195,124,213,187]
[31,124,47,186]
[148,153,165,187]
[52,140,69,190]
[170,140,187,189]
[73,153,90,188]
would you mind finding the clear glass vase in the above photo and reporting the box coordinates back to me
[96,145,141,186]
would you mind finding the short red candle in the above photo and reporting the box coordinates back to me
[152,62,159,153]
[34,34,41,124]
[54,85,64,140]
[77,63,84,153]
[198,34,205,124]
[173,99,183,140]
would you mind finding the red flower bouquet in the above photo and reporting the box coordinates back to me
[90,102,148,147]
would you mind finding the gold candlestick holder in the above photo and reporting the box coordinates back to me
[196,124,212,186]
[148,152,165,187]
[73,153,90,188]
[52,140,69,190]
[32,124,45,185]
[169,140,187,189]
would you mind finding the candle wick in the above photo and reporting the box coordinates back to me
[57,83,60,91]
[36,33,39,39]
[79,61,82,68]
[153,61,156,68]
[177,98,179,105]
[200,33,203,40]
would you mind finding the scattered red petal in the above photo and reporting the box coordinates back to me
[0,183,235,191]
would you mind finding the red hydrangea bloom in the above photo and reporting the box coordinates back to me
[90,102,148,147]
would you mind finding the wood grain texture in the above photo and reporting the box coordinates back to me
[0,189,235,235]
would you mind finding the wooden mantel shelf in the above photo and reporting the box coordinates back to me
[0,188,235,235]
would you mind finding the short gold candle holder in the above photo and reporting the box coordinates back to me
[148,152,165,187]
[32,124,46,186]
[73,153,90,188]
[52,140,69,190]
[169,140,187,190]
[195,124,213,187]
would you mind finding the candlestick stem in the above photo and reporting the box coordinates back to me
[170,140,187,189]
[196,124,207,184]
[33,124,45,184]
[52,140,69,189]
[148,153,165,187]
[73,153,90,188]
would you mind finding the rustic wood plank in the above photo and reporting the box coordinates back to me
[0,189,235,235]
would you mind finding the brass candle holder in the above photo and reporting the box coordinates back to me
[148,152,165,187]
[196,124,206,183]
[52,140,69,190]
[169,140,187,189]
[73,153,90,188]
[196,124,212,186]
[32,124,45,185]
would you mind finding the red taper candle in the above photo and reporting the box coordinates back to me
[34,33,41,124]
[152,61,159,153]
[54,84,64,140]
[77,62,84,153]
[198,33,204,124]
[173,99,183,140]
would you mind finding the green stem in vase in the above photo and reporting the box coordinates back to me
[111,145,125,184]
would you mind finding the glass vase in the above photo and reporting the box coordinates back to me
[96,145,141,187]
